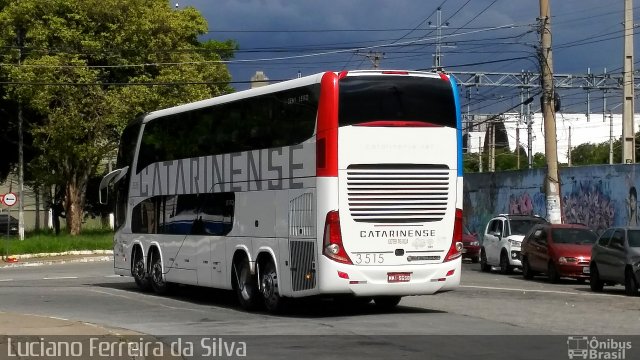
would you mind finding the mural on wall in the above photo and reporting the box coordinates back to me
[463,169,547,236]
[464,165,640,235]
[507,192,546,216]
[561,180,615,232]
[627,186,639,226]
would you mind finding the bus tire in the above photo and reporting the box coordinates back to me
[233,258,261,311]
[132,247,151,291]
[261,259,286,313]
[373,296,402,310]
[150,251,170,295]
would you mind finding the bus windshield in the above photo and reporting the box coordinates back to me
[338,75,456,128]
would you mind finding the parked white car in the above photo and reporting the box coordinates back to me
[481,214,549,274]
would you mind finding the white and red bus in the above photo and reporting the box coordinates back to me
[100,70,464,312]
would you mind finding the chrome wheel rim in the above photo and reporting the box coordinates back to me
[152,262,164,286]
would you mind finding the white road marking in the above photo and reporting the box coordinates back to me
[461,285,621,297]
[104,275,122,278]
[42,276,79,280]
[89,289,210,314]
[0,279,14,282]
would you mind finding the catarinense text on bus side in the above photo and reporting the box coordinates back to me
[132,144,315,197]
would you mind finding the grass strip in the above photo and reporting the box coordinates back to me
[1,229,113,256]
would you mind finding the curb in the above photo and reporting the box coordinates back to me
[1,252,113,269]
[10,250,113,260]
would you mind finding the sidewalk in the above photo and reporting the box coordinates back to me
[0,251,113,268]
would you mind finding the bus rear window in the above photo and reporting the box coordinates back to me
[338,76,456,128]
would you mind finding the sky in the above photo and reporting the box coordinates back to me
[172,0,640,154]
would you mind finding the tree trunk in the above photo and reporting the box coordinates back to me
[65,171,90,236]
[34,186,40,231]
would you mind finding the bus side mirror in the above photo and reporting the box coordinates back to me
[99,187,109,205]
[99,166,129,205]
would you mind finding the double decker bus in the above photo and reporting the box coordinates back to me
[100,70,464,312]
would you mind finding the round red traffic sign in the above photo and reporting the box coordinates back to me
[2,192,17,207]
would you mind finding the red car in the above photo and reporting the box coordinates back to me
[520,223,598,282]
[462,224,481,263]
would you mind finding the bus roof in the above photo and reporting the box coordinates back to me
[142,70,446,124]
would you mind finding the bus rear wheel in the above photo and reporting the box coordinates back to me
[150,253,170,295]
[261,260,286,313]
[234,258,261,311]
[132,250,150,291]
[373,296,402,310]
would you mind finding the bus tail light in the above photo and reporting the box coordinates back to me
[444,208,463,262]
[322,211,353,264]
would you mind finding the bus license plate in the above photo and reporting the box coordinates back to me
[388,272,411,283]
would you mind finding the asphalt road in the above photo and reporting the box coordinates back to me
[0,261,638,359]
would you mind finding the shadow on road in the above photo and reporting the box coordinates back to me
[92,281,447,318]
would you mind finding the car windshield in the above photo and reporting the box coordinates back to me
[463,224,472,235]
[510,219,547,236]
[628,230,640,247]
[551,228,597,244]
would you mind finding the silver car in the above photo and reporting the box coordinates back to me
[589,227,640,296]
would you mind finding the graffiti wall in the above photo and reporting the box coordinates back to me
[463,164,640,235]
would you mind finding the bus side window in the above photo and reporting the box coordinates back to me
[198,193,235,236]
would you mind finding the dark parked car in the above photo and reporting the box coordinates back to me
[520,223,598,282]
[0,214,18,236]
[462,224,480,263]
[590,227,640,296]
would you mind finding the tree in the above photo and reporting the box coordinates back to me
[0,0,236,234]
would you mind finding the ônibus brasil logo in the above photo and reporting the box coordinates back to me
[567,336,632,360]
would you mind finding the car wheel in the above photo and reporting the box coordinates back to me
[150,252,170,295]
[547,262,560,283]
[234,257,262,311]
[480,249,491,272]
[499,251,512,275]
[624,268,639,296]
[590,264,604,292]
[373,296,402,310]
[522,256,534,280]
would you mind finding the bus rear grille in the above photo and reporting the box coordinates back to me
[289,240,316,291]
[346,164,450,223]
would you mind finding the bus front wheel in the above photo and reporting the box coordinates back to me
[261,260,286,313]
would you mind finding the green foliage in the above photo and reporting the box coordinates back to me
[463,148,547,173]
[0,0,235,234]
[2,229,113,255]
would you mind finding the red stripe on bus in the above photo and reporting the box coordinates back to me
[317,72,339,177]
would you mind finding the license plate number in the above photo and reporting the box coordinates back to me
[388,272,411,283]
[582,266,590,274]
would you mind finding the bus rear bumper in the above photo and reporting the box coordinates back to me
[318,257,461,296]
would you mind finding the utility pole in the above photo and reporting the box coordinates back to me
[478,137,483,172]
[490,121,496,172]
[516,126,520,170]
[568,126,572,167]
[622,0,635,163]
[539,0,562,224]
[356,51,384,69]
[429,7,449,70]
[527,87,533,168]
[609,111,614,164]
[17,29,25,240]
